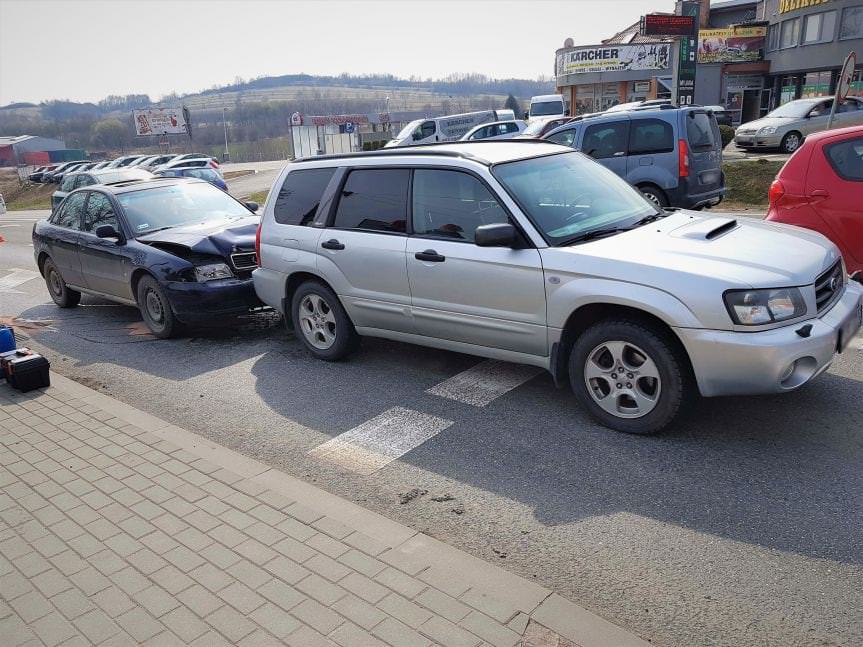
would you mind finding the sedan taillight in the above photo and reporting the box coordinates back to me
[768,179,785,206]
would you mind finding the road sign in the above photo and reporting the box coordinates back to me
[345,121,355,134]
[828,51,858,129]
[641,14,696,37]
[675,1,700,106]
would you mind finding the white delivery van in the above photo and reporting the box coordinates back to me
[527,94,567,122]
[385,109,516,147]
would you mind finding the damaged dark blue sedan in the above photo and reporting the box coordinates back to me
[32,177,264,338]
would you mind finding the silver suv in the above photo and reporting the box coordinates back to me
[253,142,862,434]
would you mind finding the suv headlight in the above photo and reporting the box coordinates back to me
[194,263,233,282]
[758,126,777,135]
[724,288,807,325]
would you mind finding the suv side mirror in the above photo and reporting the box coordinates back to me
[95,224,122,241]
[245,201,259,213]
[475,223,517,247]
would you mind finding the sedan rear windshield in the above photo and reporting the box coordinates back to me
[492,152,657,245]
[531,101,564,116]
[118,182,250,235]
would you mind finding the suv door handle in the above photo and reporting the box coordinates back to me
[415,249,445,262]
[321,239,344,250]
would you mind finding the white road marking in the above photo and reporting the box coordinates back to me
[309,407,453,475]
[0,268,41,292]
[426,359,543,407]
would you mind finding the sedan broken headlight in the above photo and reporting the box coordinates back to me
[194,263,233,282]
[724,288,807,325]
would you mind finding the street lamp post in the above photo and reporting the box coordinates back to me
[222,106,230,162]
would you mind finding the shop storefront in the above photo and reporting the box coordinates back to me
[764,0,863,105]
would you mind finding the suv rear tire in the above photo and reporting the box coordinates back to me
[569,319,687,434]
[639,185,669,208]
[43,258,81,308]
[292,280,359,361]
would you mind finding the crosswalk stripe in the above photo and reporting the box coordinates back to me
[0,268,41,291]
[309,407,453,475]
[426,359,543,407]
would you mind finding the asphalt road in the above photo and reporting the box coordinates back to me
[222,160,285,199]
[2,210,861,647]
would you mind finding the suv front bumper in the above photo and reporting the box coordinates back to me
[675,283,863,397]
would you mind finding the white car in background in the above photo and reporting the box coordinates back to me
[461,120,527,141]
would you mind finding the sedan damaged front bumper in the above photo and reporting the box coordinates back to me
[675,283,863,397]
[162,276,265,325]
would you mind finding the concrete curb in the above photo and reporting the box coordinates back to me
[48,371,651,647]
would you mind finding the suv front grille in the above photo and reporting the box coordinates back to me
[230,252,257,270]
[814,260,843,313]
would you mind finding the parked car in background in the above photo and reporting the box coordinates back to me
[154,166,228,191]
[461,120,527,141]
[543,106,725,208]
[139,154,179,170]
[386,110,516,147]
[34,178,262,338]
[158,157,221,172]
[89,161,113,170]
[766,125,863,276]
[51,168,154,210]
[130,155,159,168]
[516,116,571,139]
[28,165,58,183]
[253,142,861,434]
[704,105,734,127]
[527,94,567,122]
[107,154,149,169]
[52,162,93,183]
[734,96,863,153]
[43,161,88,183]
[605,99,673,114]
[173,153,216,163]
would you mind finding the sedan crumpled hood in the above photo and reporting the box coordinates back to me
[136,216,259,258]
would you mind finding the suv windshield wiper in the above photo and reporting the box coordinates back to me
[557,227,631,246]
[632,211,669,226]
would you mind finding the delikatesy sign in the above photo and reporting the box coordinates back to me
[133,108,188,136]
[557,43,672,76]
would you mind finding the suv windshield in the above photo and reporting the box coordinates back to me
[492,152,658,245]
[118,182,250,235]
[531,101,564,117]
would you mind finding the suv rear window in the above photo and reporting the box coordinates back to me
[274,168,336,225]
[825,137,863,181]
[332,169,409,233]
[686,112,716,151]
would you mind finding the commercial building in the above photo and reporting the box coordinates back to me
[0,135,66,166]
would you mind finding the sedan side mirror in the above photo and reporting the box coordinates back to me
[244,201,259,213]
[95,224,122,241]
[475,223,517,247]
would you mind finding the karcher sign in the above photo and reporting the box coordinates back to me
[556,43,672,76]
[778,0,831,14]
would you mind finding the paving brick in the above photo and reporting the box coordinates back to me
[127,548,168,575]
[256,489,294,511]
[184,509,220,531]
[200,543,241,570]
[151,513,188,536]
[338,549,386,578]
[330,620,390,647]
[296,573,346,606]
[249,602,302,639]
[208,524,248,548]
[163,545,206,572]
[115,607,164,642]
[160,606,209,643]
[30,611,78,646]
[84,518,120,542]
[333,594,388,631]
[285,625,338,647]
[274,536,316,563]
[276,516,318,542]
[340,572,389,604]
[139,529,179,554]
[163,496,197,519]
[235,538,278,565]
[66,533,103,559]
[258,578,306,611]
[109,566,151,596]
[248,504,285,525]
[344,531,389,557]
[90,587,136,618]
[141,629,187,646]
[226,560,271,589]
[51,587,95,620]
[132,585,182,617]
[222,508,257,530]
[419,615,482,647]
[68,566,112,596]
[217,581,266,614]
[372,617,433,647]
[189,629,233,647]
[378,592,435,628]
[290,598,344,634]
[460,589,519,624]
[190,562,235,593]
[104,532,144,558]
[419,565,471,598]
[13,551,52,577]
[305,553,352,582]
[32,534,67,558]
[378,548,428,576]
[306,533,350,559]
[31,568,72,597]
[285,502,323,525]
[10,589,53,623]
[177,585,223,617]
[245,521,285,546]
[117,515,156,539]
[205,605,256,642]
[151,565,195,595]
[459,610,521,647]
[416,588,472,622]
[262,555,310,584]
[72,609,122,644]
[375,567,427,599]
[48,519,84,542]
[49,550,88,577]
[89,549,126,578]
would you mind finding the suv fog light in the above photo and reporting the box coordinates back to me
[780,361,796,382]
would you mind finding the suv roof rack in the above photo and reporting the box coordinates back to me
[293,139,552,165]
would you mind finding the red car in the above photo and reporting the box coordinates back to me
[766,125,863,277]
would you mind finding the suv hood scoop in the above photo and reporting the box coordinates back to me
[670,217,738,240]
[137,216,258,258]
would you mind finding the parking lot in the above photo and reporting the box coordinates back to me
[2,207,861,647]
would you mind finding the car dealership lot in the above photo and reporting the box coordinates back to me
[2,211,862,647]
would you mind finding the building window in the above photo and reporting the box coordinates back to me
[767,24,779,51]
[802,71,832,98]
[840,6,863,40]
[803,11,836,44]
[779,17,800,48]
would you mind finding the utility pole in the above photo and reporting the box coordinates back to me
[222,106,230,162]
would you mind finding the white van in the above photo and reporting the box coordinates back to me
[528,94,567,122]
[386,109,516,147]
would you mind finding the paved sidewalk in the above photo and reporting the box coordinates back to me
[0,374,649,647]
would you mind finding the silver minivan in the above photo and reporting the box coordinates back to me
[253,142,862,434]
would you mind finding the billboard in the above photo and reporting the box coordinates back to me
[697,26,766,63]
[133,107,188,136]
[641,14,696,37]
[556,43,672,76]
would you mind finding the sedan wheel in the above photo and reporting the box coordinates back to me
[780,131,802,154]
[42,258,80,308]
[136,275,177,338]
